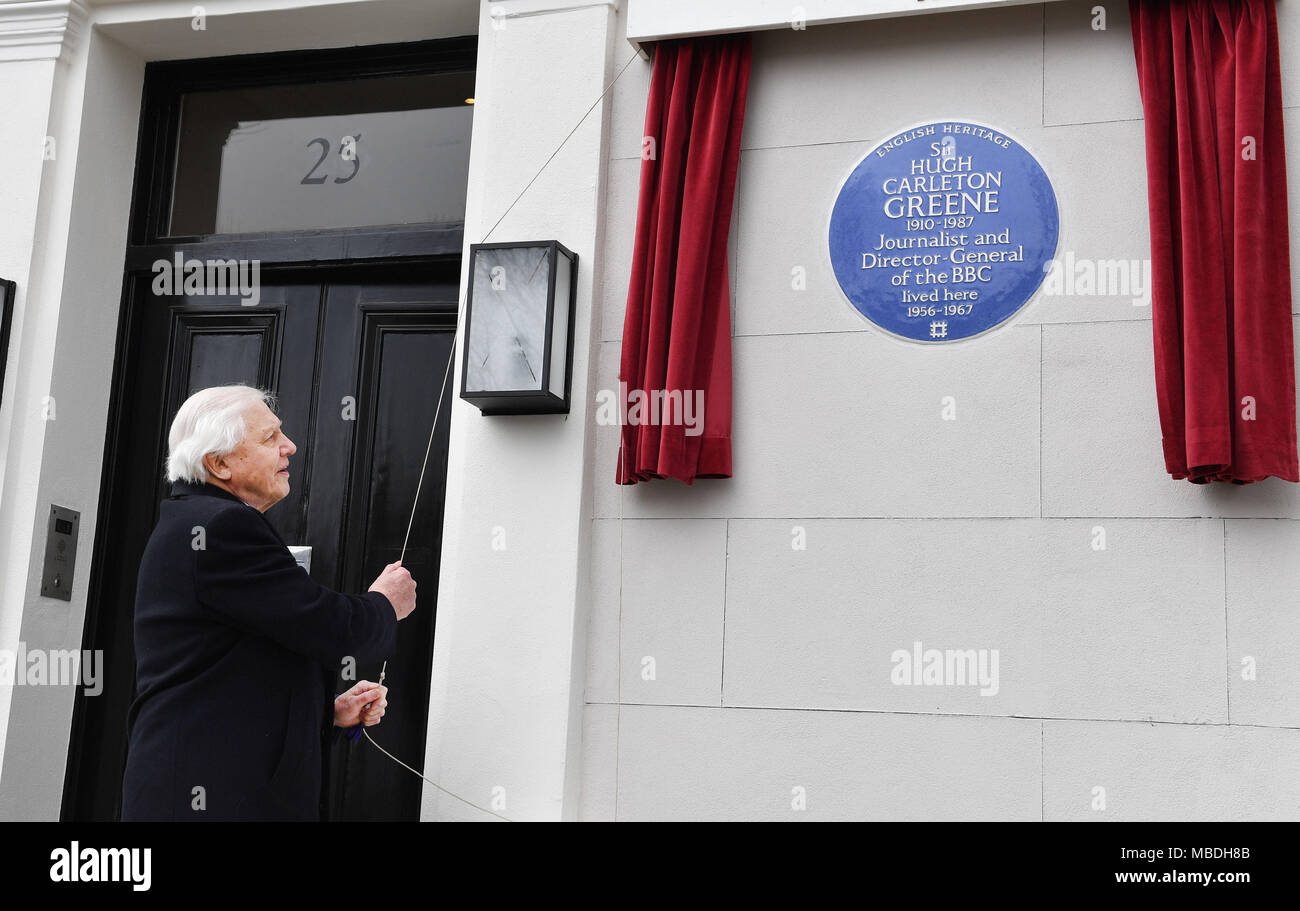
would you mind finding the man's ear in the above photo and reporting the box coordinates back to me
[202,452,233,481]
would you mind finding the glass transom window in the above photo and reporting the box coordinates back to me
[168,71,474,237]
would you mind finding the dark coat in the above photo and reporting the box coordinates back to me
[120,481,396,821]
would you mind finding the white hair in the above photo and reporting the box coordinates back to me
[166,385,276,484]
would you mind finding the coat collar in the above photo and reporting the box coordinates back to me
[169,480,252,507]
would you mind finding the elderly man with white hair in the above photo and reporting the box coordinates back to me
[120,384,417,821]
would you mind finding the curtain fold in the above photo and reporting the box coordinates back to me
[1131,0,1298,483]
[616,34,752,485]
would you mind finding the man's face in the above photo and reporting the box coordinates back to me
[208,401,297,512]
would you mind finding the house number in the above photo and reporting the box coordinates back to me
[301,134,362,185]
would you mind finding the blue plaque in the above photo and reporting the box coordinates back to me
[828,120,1059,342]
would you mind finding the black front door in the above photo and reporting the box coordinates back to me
[64,264,456,820]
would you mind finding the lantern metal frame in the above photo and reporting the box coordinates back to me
[0,278,14,410]
[459,240,578,415]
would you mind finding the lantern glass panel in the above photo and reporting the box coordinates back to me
[464,245,551,393]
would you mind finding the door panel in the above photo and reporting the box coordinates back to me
[322,290,455,821]
[162,291,320,545]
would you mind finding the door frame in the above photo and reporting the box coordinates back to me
[62,36,474,821]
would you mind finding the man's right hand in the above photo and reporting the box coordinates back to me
[369,561,416,620]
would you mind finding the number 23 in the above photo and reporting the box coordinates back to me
[301,134,361,185]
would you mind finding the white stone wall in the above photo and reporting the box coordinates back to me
[581,0,1300,820]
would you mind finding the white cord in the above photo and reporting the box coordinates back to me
[362,728,513,822]
[398,329,457,565]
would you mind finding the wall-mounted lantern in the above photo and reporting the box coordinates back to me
[459,241,577,415]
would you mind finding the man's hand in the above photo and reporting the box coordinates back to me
[369,560,416,620]
[334,680,388,728]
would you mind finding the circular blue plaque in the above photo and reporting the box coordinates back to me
[828,120,1059,342]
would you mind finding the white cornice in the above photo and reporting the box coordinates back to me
[627,0,1067,49]
[0,0,87,64]
[489,0,617,21]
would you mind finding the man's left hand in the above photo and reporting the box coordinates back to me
[334,680,388,728]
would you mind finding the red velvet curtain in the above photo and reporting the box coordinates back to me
[1131,0,1298,483]
[616,35,752,485]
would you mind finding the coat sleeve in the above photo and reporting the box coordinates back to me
[193,503,398,666]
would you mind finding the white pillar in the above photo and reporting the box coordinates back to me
[420,0,618,820]
[0,0,92,812]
